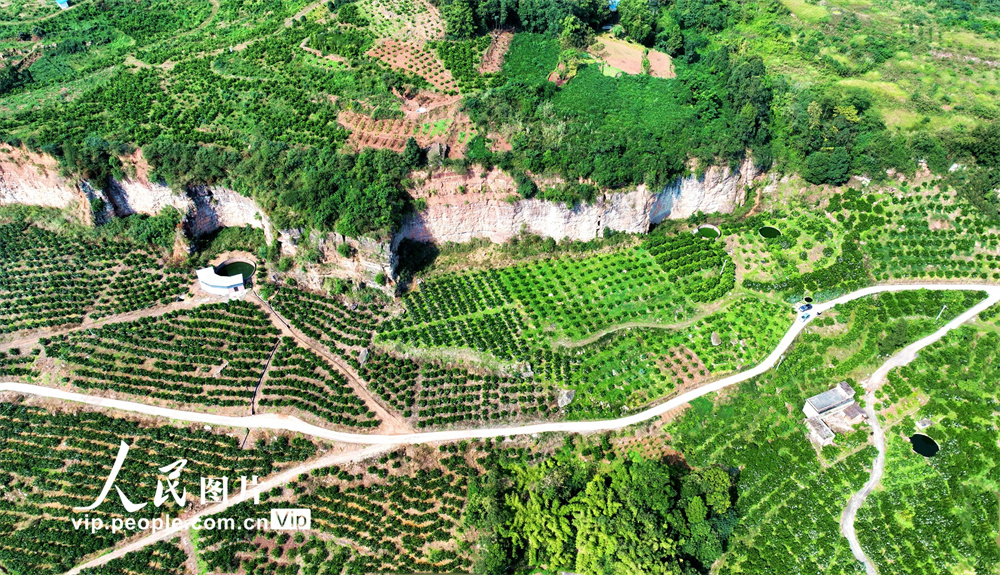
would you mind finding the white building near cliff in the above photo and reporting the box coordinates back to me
[196,267,245,296]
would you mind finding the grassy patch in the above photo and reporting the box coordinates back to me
[779,0,830,23]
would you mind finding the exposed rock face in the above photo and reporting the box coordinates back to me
[398,187,654,244]
[187,185,274,243]
[280,228,397,295]
[0,146,83,209]
[0,146,273,242]
[105,176,189,217]
[397,159,760,244]
[649,157,759,223]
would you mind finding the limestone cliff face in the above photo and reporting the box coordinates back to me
[397,159,760,244]
[398,187,653,244]
[0,146,273,242]
[0,146,85,209]
[649,157,759,223]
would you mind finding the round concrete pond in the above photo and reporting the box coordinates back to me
[759,226,782,239]
[216,261,256,285]
[909,433,940,457]
[695,225,721,239]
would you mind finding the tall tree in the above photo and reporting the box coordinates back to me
[446,0,478,39]
[618,0,655,45]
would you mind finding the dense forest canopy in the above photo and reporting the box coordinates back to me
[466,441,737,574]
[1,0,999,235]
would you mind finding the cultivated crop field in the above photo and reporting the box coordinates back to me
[389,238,735,346]
[361,351,554,428]
[367,40,458,93]
[197,444,480,573]
[0,403,315,574]
[269,287,384,369]
[0,346,38,378]
[45,301,280,410]
[733,181,1000,301]
[664,290,986,574]
[561,296,789,418]
[259,337,381,429]
[77,541,189,575]
[858,324,1000,574]
[356,0,443,41]
[0,221,189,336]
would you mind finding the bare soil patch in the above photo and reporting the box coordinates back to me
[589,36,675,79]
[479,27,514,73]
[368,39,457,92]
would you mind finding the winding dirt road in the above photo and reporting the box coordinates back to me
[2,284,996,446]
[1,282,997,574]
[837,286,1000,574]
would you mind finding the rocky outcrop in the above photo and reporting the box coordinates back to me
[279,228,397,295]
[397,160,761,244]
[187,185,274,243]
[398,187,653,244]
[649,157,759,223]
[105,176,189,217]
[0,145,84,209]
[0,145,273,242]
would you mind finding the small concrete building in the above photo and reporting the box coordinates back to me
[197,267,246,296]
[806,417,835,446]
[803,381,856,419]
[803,382,866,446]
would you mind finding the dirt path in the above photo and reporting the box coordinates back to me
[247,290,414,434]
[552,297,736,349]
[3,284,994,449]
[0,292,216,353]
[0,283,993,574]
[250,339,282,415]
[63,444,394,575]
[838,288,1000,575]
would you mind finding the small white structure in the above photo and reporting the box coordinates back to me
[197,267,246,296]
[803,381,856,419]
[803,382,866,446]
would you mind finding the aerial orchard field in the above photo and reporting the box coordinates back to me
[858,325,1000,573]
[565,296,789,418]
[389,240,732,344]
[0,222,189,335]
[270,286,385,369]
[0,346,39,378]
[196,443,488,574]
[45,301,280,410]
[0,403,316,574]
[360,350,554,428]
[259,337,381,429]
[77,541,189,575]
[664,290,986,575]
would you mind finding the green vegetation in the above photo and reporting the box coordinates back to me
[859,324,1000,573]
[0,402,314,574]
[3,0,999,238]
[663,289,986,574]
[260,337,381,428]
[0,214,188,334]
[0,346,39,378]
[198,443,483,573]
[45,301,280,408]
[269,286,385,368]
[501,33,559,83]
[361,350,555,428]
[78,541,189,575]
[468,441,738,573]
